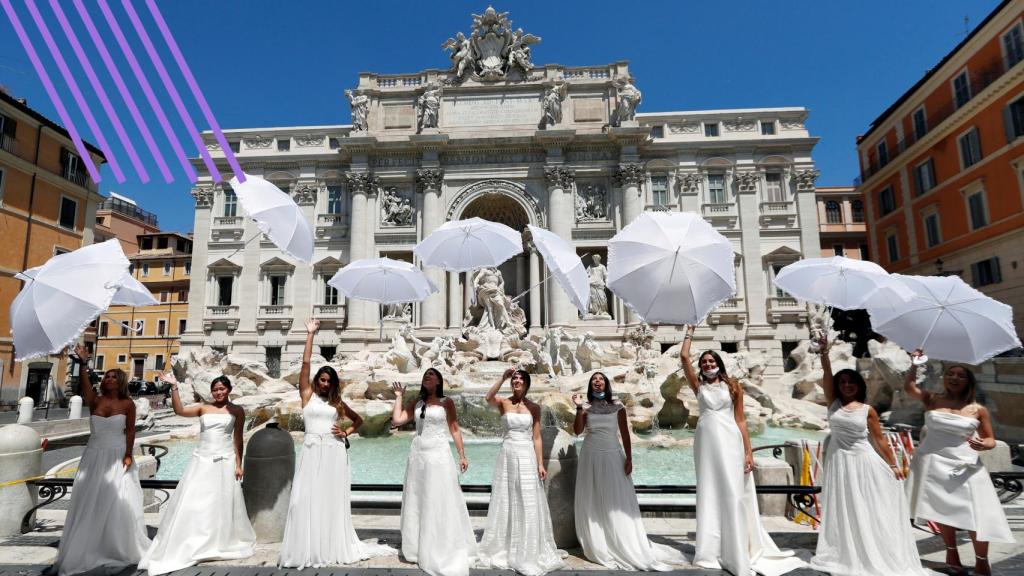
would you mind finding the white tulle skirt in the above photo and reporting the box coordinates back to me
[53,441,151,576]
[139,450,255,575]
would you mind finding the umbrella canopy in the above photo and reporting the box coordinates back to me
[11,239,129,361]
[229,174,314,264]
[526,225,589,315]
[111,274,159,307]
[773,256,914,310]
[328,257,437,305]
[607,211,735,324]
[413,217,522,273]
[866,274,1020,364]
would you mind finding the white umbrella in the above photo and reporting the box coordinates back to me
[773,256,914,310]
[413,217,522,272]
[10,239,129,361]
[328,257,437,304]
[608,211,735,324]
[866,274,1020,364]
[525,225,589,315]
[111,274,159,307]
[329,258,438,340]
[229,174,314,264]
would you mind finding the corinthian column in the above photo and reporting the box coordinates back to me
[615,163,645,325]
[416,168,446,330]
[345,171,377,329]
[544,165,575,327]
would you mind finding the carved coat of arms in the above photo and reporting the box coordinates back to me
[441,6,541,83]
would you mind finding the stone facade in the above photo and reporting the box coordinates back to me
[180,9,821,378]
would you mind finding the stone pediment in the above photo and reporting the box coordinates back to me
[259,256,296,271]
[207,258,242,271]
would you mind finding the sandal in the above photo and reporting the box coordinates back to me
[974,555,991,576]
[945,546,967,576]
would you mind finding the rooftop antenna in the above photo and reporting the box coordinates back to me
[962,15,970,38]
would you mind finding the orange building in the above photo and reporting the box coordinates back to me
[94,192,160,255]
[95,232,192,383]
[0,91,106,404]
[857,0,1024,339]
[816,186,868,259]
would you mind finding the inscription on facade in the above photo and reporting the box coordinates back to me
[442,94,541,127]
[573,97,605,122]
[441,149,545,165]
[384,104,415,129]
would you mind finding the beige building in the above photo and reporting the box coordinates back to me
[0,90,106,404]
[96,232,192,382]
[94,192,160,255]
[815,186,868,259]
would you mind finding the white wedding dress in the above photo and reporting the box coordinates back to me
[399,402,476,576]
[575,402,686,570]
[139,413,255,575]
[693,382,805,576]
[477,411,565,576]
[810,402,932,575]
[279,394,394,568]
[53,414,151,576]
[906,411,1014,543]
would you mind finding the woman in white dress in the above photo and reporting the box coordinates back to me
[681,325,805,576]
[903,349,1014,576]
[571,371,686,571]
[809,335,931,576]
[279,318,393,568]
[139,373,255,575]
[477,368,565,576]
[52,345,150,576]
[391,369,476,576]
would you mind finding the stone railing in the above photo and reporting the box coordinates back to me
[767,296,800,309]
[563,67,612,80]
[376,75,425,88]
[206,305,238,317]
[259,305,292,317]
[314,304,344,316]
[316,213,349,239]
[214,216,243,227]
[759,201,795,214]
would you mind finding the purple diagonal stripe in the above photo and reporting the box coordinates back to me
[119,0,221,183]
[1,0,101,182]
[48,0,148,183]
[24,0,124,182]
[71,0,172,183]
[95,0,196,182]
[145,0,245,183]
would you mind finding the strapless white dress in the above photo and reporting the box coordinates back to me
[476,411,565,576]
[139,413,256,575]
[53,414,151,576]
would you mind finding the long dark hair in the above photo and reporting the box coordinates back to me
[698,350,741,398]
[942,364,978,404]
[512,369,532,394]
[832,368,867,403]
[419,367,445,419]
[313,365,343,408]
[587,371,613,404]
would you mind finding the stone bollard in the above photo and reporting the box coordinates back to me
[17,397,34,424]
[752,456,794,516]
[980,440,1012,472]
[0,424,43,535]
[241,422,295,543]
[541,425,578,548]
[68,396,83,420]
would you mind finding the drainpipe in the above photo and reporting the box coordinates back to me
[11,124,44,383]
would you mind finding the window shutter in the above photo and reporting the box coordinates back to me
[1004,105,1016,143]
[928,160,937,188]
[993,257,1002,283]
[970,262,980,287]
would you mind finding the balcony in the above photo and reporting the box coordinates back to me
[707,297,746,325]
[314,303,346,328]
[211,216,244,242]
[766,296,807,324]
[316,213,349,240]
[258,304,293,331]
[203,305,239,331]
[758,201,797,228]
[0,132,17,157]
[701,203,738,228]
[61,168,90,189]
[98,196,158,227]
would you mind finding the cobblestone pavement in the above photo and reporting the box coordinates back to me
[2,505,1022,576]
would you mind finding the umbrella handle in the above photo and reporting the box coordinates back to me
[510,252,590,304]
[100,314,143,334]
[224,233,263,260]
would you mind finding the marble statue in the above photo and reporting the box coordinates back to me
[421,335,457,369]
[576,184,607,222]
[385,324,419,373]
[471,267,514,333]
[442,7,541,82]
[541,81,567,128]
[576,331,606,372]
[345,89,369,132]
[383,301,412,321]
[586,254,610,318]
[612,77,642,126]
[417,84,442,132]
[380,187,414,227]
[441,32,474,80]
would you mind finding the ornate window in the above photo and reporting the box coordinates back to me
[825,201,842,223]
[223,188,237,217]
[764,173,785,202]
[327,185,344,215]
[707,173,727,204]
[650,175,669,206]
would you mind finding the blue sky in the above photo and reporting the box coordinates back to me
[0,0,1002,233]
